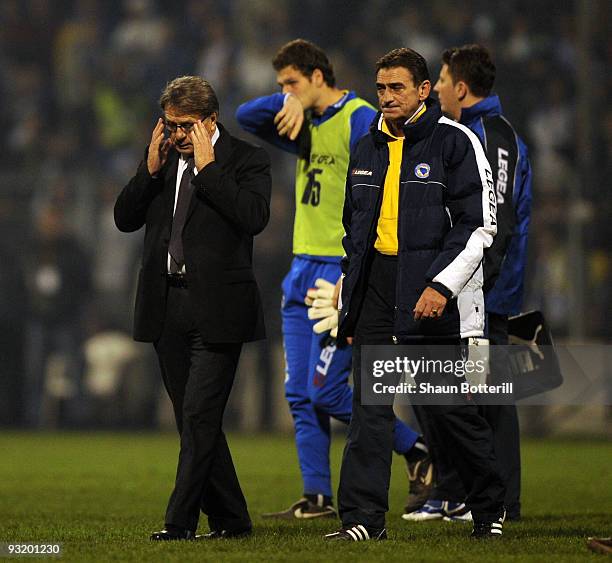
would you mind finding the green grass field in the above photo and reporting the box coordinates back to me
[1,432,610,562]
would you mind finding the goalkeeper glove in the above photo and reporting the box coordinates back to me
[305,278,338,337]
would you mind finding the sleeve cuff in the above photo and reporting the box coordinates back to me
[427,281,453,300]
[137,159,155,180]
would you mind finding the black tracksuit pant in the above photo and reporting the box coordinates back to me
[337,252,505,531]
[429,313,521,519]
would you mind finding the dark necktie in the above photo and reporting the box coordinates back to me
[168,158,195,273]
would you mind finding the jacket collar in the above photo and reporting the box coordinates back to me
[459,95,502,126]
[211,122,232,167]
[371,98,441,145]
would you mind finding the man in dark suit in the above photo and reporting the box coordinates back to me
[114,76,271,540]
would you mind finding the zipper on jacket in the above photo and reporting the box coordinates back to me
[393,187,402,343]
[354,150,388,316]
[393,139,408,344]
[382,162,400,347]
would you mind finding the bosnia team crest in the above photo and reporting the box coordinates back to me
[414,162,431,178]
[415,163,430,179]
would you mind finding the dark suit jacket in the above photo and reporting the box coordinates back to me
[114,123,271,343]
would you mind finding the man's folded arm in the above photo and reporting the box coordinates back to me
[235,93,298,154]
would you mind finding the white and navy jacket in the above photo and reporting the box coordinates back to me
[339,100,497,341]
[460,95,532,317]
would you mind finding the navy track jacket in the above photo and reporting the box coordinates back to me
[339,100,497,341]
[460,95,532,316]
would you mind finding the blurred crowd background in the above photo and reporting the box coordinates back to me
[0,0,610,433]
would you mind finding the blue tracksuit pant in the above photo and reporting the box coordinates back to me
[282,255,420,497]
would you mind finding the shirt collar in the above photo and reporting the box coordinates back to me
[310,90,356,125]
[459,95,502,125]
[404,101,427,124]
[210,125,220,146]
[330,90,350,109]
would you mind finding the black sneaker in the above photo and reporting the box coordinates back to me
[404,451,434,514]
[150,527,195,541]
[262,496,337,520]
[471,510,505,538]
[324,525,387,542]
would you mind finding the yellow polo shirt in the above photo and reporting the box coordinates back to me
[374,104,427,255]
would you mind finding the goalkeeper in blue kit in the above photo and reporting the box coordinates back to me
[236,39,432,518]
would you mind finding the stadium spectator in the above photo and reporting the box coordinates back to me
[0,194,27,426]
[23,203,91,428]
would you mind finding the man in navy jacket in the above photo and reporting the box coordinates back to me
[416,43,531,522]
[324,48,506,542]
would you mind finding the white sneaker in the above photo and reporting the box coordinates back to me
[402,500,445,521]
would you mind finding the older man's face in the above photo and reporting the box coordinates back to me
[376,66,429,123]
[163,107,216,156]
